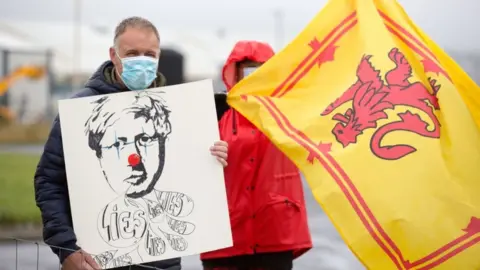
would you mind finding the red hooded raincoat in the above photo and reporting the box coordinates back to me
[201,41,312,260]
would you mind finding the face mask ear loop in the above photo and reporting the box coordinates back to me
[115,49,123,62]
[114,51,129,87]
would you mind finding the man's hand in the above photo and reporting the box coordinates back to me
[62,250,100,270]
[210,140,228,167]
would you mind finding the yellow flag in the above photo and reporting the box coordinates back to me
[227,0,480,269]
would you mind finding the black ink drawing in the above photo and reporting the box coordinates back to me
[84,91,196,268]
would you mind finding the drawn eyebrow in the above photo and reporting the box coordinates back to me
[117,137,128,142]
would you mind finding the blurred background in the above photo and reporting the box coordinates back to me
[0,0,478,269]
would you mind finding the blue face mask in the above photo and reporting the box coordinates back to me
[243,67,258,78]
[117,54,159,91]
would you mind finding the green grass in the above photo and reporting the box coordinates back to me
[0,153,41,225]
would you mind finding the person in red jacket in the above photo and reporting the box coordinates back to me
[202,40,312,270]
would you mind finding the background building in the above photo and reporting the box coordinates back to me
[0,19,478,124]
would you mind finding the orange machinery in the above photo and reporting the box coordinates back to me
[0,65,46,121]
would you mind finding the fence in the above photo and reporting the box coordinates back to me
[0,237,178,270]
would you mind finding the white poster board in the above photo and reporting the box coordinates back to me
[58,80,232,268]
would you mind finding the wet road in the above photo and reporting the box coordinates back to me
[0,144,44,155]
[0,144,363,270]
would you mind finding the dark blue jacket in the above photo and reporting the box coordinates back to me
[34,61,181,270]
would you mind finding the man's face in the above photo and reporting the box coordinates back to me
[98,113,165,198]
[110,26,161,74]
[236,60,263,82]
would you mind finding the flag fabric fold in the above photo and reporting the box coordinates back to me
[227,0,480,269]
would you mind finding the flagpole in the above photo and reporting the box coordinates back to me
[72,0,82,90]
[273,8,285,51]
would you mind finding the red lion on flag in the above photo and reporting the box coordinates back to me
[322,48,441,160]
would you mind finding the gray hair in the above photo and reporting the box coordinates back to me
[113,16,160,48]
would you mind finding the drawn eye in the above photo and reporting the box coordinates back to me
[108,140,127,150]
[138,135,154,146]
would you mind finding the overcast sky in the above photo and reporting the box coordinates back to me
[1,0,479,52]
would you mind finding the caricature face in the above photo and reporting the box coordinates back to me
[98,113,165,198]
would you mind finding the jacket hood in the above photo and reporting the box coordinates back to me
[84,60,167,94]
[222,41,275,91]
[84,61,124,95]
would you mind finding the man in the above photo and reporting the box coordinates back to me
[34,17,228,270]
[203,41,312,270]
[85,91,196,268]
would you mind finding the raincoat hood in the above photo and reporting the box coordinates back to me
[203,41,312,261]
[222,40,275,91]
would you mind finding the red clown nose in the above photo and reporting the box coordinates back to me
[128,153,141,166]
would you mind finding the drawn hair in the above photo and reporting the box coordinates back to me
[84,91,172,158]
